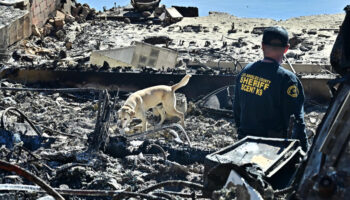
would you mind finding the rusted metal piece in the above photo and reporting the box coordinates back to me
[330,5,350,76]
[0,160,65,200]
[138,180,204,194]
[1,107,42,137]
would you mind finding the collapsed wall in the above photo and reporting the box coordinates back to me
[0,6,31,49]
[30,0,62,27]
[0,0,62,51]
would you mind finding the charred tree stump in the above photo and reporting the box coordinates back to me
[88,89,118,152]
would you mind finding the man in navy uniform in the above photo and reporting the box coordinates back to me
[233,26,308,152]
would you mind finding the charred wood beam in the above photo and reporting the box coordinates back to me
[0,184,165,199]
[88,89,118,152]
[0,160,64,200]
[138,180,204,194]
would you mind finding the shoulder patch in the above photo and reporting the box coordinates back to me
[287,85,299,98]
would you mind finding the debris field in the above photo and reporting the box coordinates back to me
[0,0,336,199]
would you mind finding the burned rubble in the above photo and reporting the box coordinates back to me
[0,77,325,199]
[0,0,344,69]
[0,0,346,199]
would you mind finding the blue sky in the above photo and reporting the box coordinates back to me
[78,0,349,20]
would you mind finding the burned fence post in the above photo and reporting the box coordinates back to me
[88,89,118,152]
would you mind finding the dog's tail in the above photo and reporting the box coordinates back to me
[171,74,192,91]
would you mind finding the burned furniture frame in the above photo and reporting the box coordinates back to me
[203,136,305,197]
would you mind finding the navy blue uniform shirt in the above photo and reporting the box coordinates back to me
[233,60,308,151]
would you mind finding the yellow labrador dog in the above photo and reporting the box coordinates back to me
[117,74,191,132]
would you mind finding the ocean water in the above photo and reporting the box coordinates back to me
[78,0,348,20]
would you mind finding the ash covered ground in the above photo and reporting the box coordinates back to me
[0,79,325,199]
[0,2,334,199]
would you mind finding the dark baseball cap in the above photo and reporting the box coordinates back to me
[262,26,289,47]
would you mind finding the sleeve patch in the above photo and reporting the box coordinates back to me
[287,85,299,98]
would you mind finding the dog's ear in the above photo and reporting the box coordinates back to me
[126,110,135,116]
[119,107,128,114]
